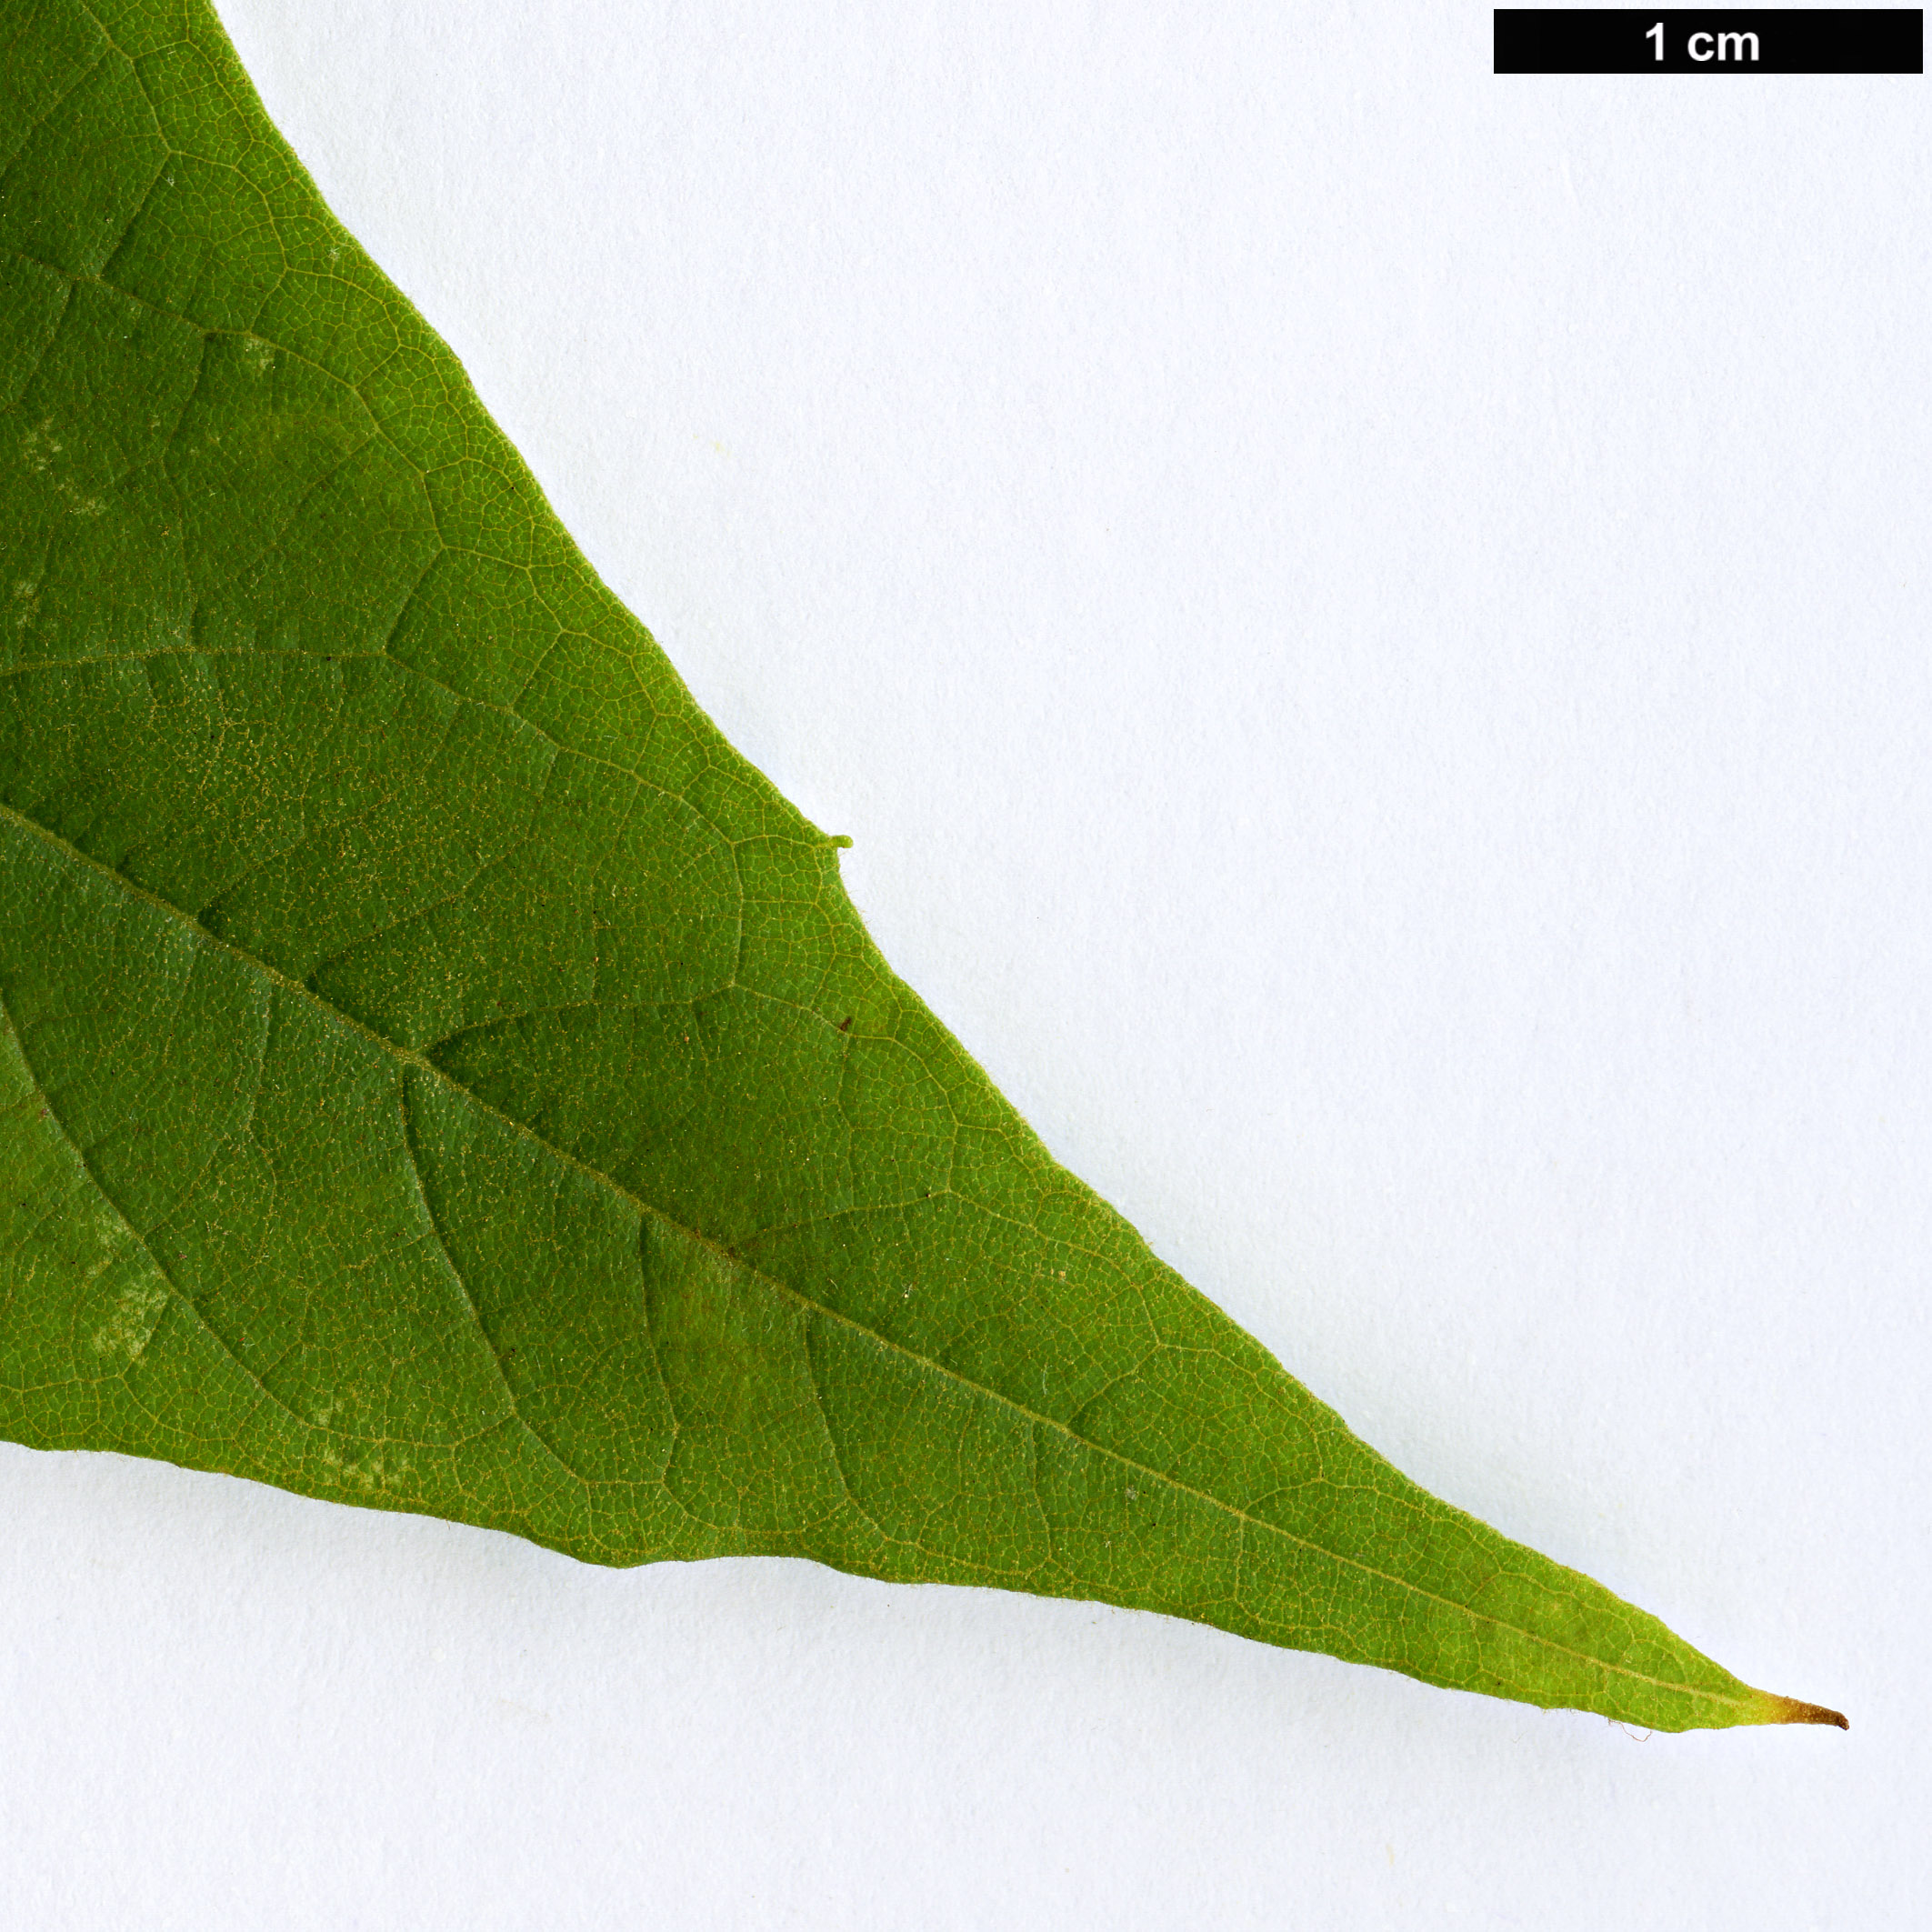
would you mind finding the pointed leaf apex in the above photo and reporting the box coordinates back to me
[1747,1690,1849,1730]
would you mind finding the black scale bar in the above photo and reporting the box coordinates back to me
[1495,9,1923,73]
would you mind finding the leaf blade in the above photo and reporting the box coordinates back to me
[0,0,1839,1732]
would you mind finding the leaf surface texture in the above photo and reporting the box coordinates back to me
[0,0,1837,1732]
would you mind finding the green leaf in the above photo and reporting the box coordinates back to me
[0,0,1840,1735]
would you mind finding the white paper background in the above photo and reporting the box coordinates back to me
[4,4,1926,1925]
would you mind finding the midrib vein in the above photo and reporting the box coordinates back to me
[0,798,1750,1713]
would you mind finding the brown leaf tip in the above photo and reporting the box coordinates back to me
[1751,1690,1849,1730]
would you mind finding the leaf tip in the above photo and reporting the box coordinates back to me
[1747,1689,1848,1731]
